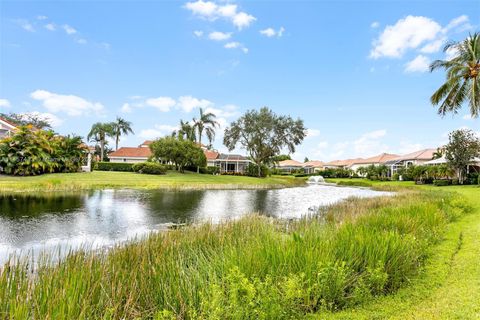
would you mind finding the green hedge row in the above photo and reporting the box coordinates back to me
[95,162,134,172]
[132,162,167,175]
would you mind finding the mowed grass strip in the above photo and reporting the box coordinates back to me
[0,171,304,193]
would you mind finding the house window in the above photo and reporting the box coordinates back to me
[227,163,235,172]
[123,158,126,162]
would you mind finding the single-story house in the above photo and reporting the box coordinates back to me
[384,148,436,176]
[323,158,363,169]
[0,117,17,139]
[109,140,251,174]
[276,159,306,173]
[349,153,399,175]
[425,156,480,174]
[303,160,325,174]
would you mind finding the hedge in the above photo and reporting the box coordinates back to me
[95,162,134,172]
[433,179,451,186]
[132,162,167,175]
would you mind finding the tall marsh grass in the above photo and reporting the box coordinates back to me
[0,190,470,319]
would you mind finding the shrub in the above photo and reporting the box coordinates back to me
[451,178,459,185]
[246,163,269,177]
[0,126,85,176]
[433,179,451,186]
[132,162,166,175]
[95,162,134,172]
[203,166,219,175]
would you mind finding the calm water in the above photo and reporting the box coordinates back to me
[0,185,390,263]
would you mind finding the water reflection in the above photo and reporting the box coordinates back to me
[0,185,391,263]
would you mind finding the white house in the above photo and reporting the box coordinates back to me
[0,117,17,138]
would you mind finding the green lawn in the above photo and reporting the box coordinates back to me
[316,179,480,319]
[0,170,303,193]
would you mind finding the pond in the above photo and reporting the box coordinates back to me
[0,185,391,264]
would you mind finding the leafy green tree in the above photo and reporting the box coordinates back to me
[150,136,206,173]
[430,33,480,118]
[444,128,480,184]
[272,154,291,162]
[193,108,219,146]
[0,125,85,176]
[112,117,134,151]
[87,122,114,161]
[1,112,52,130]
[304,157,309,163]
[223,107,306,177]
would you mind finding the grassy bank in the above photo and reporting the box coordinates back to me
[0,186,472,319]
[0,171,303,193]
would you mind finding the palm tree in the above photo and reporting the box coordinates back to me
[87,122,114,161]
[177,120,196,141]
[112,117,134,150]
[430,32,480,118]
[193,108,219,147]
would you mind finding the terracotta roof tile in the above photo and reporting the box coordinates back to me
[204,150,219,160]
[109,147,152,158]
[278,159,304,167]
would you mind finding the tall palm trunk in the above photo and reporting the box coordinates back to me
[100,140,105,161]
[197,127,203,173]
[115,133,119,151]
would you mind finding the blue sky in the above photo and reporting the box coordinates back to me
[0,0,478,161]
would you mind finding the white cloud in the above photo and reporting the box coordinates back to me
[224,41,240,48]
[120,103,133,113]
[17,20,35,32]
[145,97,176,112]
[0,99,11,108]
[30,90,105,116]
[370,15,442,59]
[232,12,256,30]
[193,30,204,37]
[224,41,248,53]
[260,27,285,38]
[371,21,379,28]
[208,31,231,41]
[443,15,470,33]
[420,37,446,53]
[353,129,388,156]
[19,111,63,127]
[404,54,430,73]
[463,114,473,120]
[306,129,320,138]
[76,39,87,45]
[177,95,212,112]
[184,0,256,30]
[62,24,77,35]
[45,23,56,31]
[37,15,48,20]
[139,124,179,139]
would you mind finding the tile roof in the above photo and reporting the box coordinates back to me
[139,140,153,146]
[350,153,400,165]
[204,150,219,160]
[277,159,304,167]
[109,147,152,158]
[389,148,436,162]
[303,160,325,167]
[0,117,18,129]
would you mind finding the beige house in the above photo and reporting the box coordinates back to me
[385,149,436,176]
[349,153,399,175]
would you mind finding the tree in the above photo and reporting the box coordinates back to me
[87,122,114,162]
[304,157,309,163]
[112,117,134,151]
[223,107,306,177]
[430,33,480,118]
[1,112,52,130]
[193,108,219,147]
[272,154,291,162]
[444,128,480,184]
[150,136,206,173]
[0,125,85,176]
[175,120,196,142]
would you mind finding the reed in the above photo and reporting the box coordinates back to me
[0,190,470,319]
